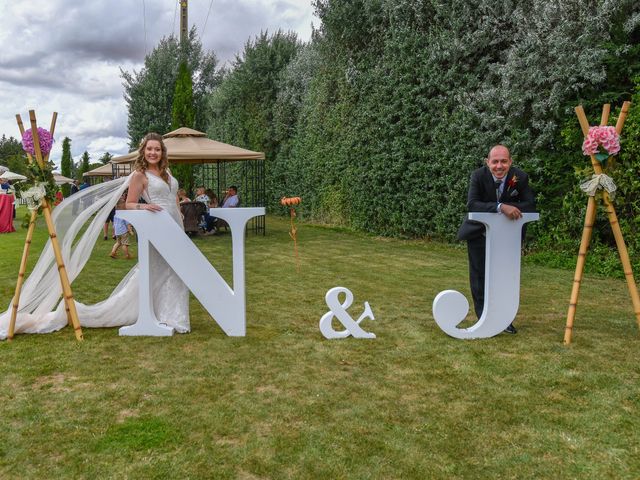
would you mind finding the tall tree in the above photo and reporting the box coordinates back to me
[60,137,73,195]
[78,151,90,180]
[99,152,113,164]
[172,61,195,128]
[171,61,196,193]
[122,27,220,148]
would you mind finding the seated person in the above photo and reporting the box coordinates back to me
[177,188,191,203]
[221,185,239,208]
[205,188,219,208]
[193,186,210,205]
[203,188,218,234]
[193,186,210,230]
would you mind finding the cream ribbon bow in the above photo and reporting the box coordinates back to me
[580,173,617,199]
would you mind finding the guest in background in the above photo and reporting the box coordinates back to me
[177,188,191,203]
[70,180,79,195]
[1,178,15,219]
[194,185,209,205]
[104,205,116,240]
[110,197,134,259]
[203,188,219,235]
[222,186,239,208]
[193,186,210,232]
[205,189,218,208]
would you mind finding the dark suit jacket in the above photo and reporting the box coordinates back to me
[457,166,535,241]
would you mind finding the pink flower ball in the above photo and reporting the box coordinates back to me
[582,126,620,157]
[22,128,54,156]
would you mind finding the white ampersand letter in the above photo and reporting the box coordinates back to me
[433,212,539,339]
[319,287,376,339]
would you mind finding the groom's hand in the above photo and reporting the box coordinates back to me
[500,204,522,220]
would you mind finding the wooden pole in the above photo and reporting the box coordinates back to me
[606,101,630,169]
[602,195,640,329]
[565,105,599,344]
[615,101,631,134]
[600,103,610,126]
[8,210,38,340]
[575,106,603,174]
[598,103,640,329]
[564,196,597,344]
[9,114,42,340]
[565,102,639,343]
[25,112,72,326]
[289,208,300,273]
[20,111,83,341]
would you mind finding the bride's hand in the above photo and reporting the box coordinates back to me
[135,203,163,212]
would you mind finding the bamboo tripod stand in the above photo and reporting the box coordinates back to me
[8,110,83,341]
[564,101,640,344]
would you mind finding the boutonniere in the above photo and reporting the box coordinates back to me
[507,175,518,190]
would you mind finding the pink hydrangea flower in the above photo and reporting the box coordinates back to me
[582,126,620,156]
[21,127,55,156]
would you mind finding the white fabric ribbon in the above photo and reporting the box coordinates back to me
[20,182,47,211]
[0,175,130,340]
[580,173,617,199]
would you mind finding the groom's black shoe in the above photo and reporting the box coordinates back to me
[504,323,517,334]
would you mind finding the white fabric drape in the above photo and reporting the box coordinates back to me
[0,176,130,338]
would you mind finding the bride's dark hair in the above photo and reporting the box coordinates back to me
[134,133,169,183]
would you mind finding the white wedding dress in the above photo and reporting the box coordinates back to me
[0,171,190,339]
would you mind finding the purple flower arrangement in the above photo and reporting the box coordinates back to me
[21,127,54,156]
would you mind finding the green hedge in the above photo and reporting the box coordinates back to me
[206,0,640,275]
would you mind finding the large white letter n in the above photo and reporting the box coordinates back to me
[117,208,264,337]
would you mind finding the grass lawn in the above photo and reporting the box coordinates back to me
[1,208,639,479]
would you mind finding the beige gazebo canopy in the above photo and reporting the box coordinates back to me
[52,173,74,185]
[111,127,265,165]
[83,162,127,178]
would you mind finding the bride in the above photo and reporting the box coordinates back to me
[0,133,190,339]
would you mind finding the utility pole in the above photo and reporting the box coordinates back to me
[180,0,188,45]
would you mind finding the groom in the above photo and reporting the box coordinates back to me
[457,145,535,333]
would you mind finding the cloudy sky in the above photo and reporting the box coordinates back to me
[0,0,318,168]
